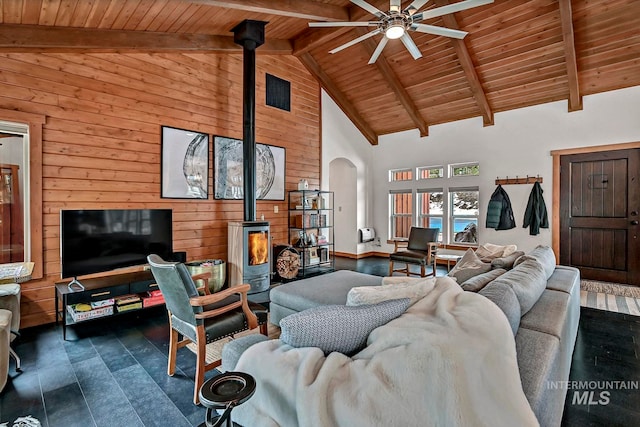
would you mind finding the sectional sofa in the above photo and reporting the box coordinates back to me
[223,246,580,427]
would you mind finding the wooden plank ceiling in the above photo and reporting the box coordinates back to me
[1,0,639,145]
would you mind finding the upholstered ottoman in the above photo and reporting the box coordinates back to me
[269,270,383,325]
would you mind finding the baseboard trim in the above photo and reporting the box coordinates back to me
[334,251,389,259]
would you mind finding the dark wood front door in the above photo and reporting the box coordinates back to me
[560,149,640,286]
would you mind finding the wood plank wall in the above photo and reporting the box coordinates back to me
[0,52,320,328]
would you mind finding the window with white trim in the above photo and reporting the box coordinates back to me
[417,166,444,180]
[450,162,479,177]
[450,187,479,244]
[389,190,412,239]
[389,168,413,182]
[417,188,443,242]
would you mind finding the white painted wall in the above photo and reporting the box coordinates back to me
[321,91,375,255]
[322,85,640,256]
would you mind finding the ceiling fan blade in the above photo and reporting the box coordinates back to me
[350,0,388,18]
[329,28,383,54]
[404,0,430,15]
[414,0,493,21]
[309,21,379,27]
[390,0,401,13]
[400,32,422,60]
[412,23,468,39]
[368,36,389,64]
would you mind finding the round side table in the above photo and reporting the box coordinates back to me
[198,371,256,427]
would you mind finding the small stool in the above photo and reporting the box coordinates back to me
[198,371,256,427]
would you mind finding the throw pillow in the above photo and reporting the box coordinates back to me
[491,258,547,315]
[490,251,525,270]
[460,268,506,292]
[347,277,436,306]
[513,245,556,279]
[279,298,411,356]
[479,281,521,335]
[475,243,518,261]
[447,248,491,283]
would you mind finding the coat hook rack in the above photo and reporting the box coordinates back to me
[495,174,543,185]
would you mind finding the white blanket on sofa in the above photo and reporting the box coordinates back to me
[233,276,538,427]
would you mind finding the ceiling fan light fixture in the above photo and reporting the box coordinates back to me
[385,24,405,39]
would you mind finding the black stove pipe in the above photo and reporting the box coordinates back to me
[232,20,267,222]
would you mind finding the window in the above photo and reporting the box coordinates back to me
[417,188,443,241]
[450,187,479,244]
[389,190,412,239]
[389,168,413,182]
[417,166,444,179]
[450,162,479,177]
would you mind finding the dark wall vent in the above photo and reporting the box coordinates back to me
[266,74,291,112]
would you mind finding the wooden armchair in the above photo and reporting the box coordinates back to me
[147,254,268,405]
[388,227,440,277]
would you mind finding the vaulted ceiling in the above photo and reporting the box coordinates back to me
[1,0,639,144]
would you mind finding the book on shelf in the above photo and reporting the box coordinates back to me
[295,214,328,229]
[116,301,143,312]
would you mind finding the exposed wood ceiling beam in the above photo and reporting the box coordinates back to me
[558,0,582,111]
[0,24,291,54]
[436,0,493,126]
[188,0,349,21]
[293,5,372,56]
[298,52,378,145]
[356,29,429,137]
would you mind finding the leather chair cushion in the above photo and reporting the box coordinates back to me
[389,250,430,265]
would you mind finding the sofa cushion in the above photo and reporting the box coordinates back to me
[519,289,570,340]
[515,328,563,427]
[491,258,547,315]
[514,245,556,279]
[279,298,411,355]
[478,281,520,335]
[446,248,491,283]
[221,333,269,372]
[346,277,435,306]
[460,268,506,292]
[270,270,383,311]
[490,251,525,270]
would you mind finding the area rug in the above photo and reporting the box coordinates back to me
[580,279,640,298]
[186,321,281,365]
[580,280,640,316]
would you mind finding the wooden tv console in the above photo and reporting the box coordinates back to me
[54,270,159,340]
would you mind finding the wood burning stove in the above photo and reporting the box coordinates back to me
[228,221,271,295]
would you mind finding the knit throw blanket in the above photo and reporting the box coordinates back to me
[233,276,538,427]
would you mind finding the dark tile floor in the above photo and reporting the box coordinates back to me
[1,257,638,426]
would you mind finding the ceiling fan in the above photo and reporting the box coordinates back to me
[309,0,494,64]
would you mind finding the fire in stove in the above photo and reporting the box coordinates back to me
[248,231,269,265]
[228,221,272,296]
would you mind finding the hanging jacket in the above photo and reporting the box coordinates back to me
[486,185,516,230]
[523,181,549,235]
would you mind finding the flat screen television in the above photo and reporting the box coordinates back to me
[61,209,173,279]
